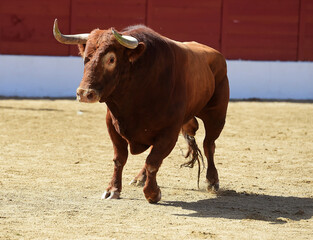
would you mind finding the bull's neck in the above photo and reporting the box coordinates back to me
[105,89,127,121]
[105,47,177,122]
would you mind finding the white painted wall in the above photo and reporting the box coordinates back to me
[227,60,313,99]
[0,55,83,98]
[0,55,312,99]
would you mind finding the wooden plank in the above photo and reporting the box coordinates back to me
[70,0,146,55]
[0,0,71,56]
[221,0,300,60]
[147,0,222,50]
[298,0,313,61]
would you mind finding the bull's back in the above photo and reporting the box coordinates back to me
[172,40,227,121]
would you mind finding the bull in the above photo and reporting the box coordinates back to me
[53,19,229,203]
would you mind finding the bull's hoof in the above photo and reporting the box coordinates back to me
[129,178,145,187]
[144,188,161,204]
[101,191,120,200]
[208,183,219,192]
[206,179,219,192]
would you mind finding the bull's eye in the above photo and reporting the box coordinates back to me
[104,51,117,71]
[109,57,115,64]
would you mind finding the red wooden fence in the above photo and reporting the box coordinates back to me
[298,0,313,60]
[221,0,300,61]
[0,0,312,60]
[147,0,222,50]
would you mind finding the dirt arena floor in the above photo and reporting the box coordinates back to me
[0,99,312,239]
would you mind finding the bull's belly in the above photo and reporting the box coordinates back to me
[128,140,150,155]
[118,127,153,155]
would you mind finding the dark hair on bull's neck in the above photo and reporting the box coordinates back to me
[122,25,166,46]
[120,25,171,63]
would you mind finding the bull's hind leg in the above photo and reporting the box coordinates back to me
[129,166,146,187]
[201,118,223,191]
[101,109,128,200]
[198,77,229,191]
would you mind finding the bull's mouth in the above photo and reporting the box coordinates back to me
[76,88,101,103]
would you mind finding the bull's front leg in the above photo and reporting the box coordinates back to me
[101,110,128,200]
[143,132,178,203]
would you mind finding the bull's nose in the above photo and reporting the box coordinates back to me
[76,88,100,103]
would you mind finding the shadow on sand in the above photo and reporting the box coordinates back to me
[160,189,313,224]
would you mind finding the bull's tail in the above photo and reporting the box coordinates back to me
[180,134,205,188]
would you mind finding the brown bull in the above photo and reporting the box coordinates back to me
[53,19,229,203]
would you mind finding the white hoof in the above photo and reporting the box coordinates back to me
[101,191,120,200]
[129,179,145,187]
[129,179,137,186]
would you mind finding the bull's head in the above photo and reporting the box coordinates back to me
[53,19,145,103]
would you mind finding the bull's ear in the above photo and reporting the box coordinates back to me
[127,42,145,63]
[78,44,86,58]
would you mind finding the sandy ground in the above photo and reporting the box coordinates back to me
[0,99,312,240]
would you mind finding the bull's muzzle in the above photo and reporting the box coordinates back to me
[76,88,100,103]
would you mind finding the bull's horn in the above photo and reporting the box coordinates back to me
[112,29,138,49]
[53,19,89,45]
